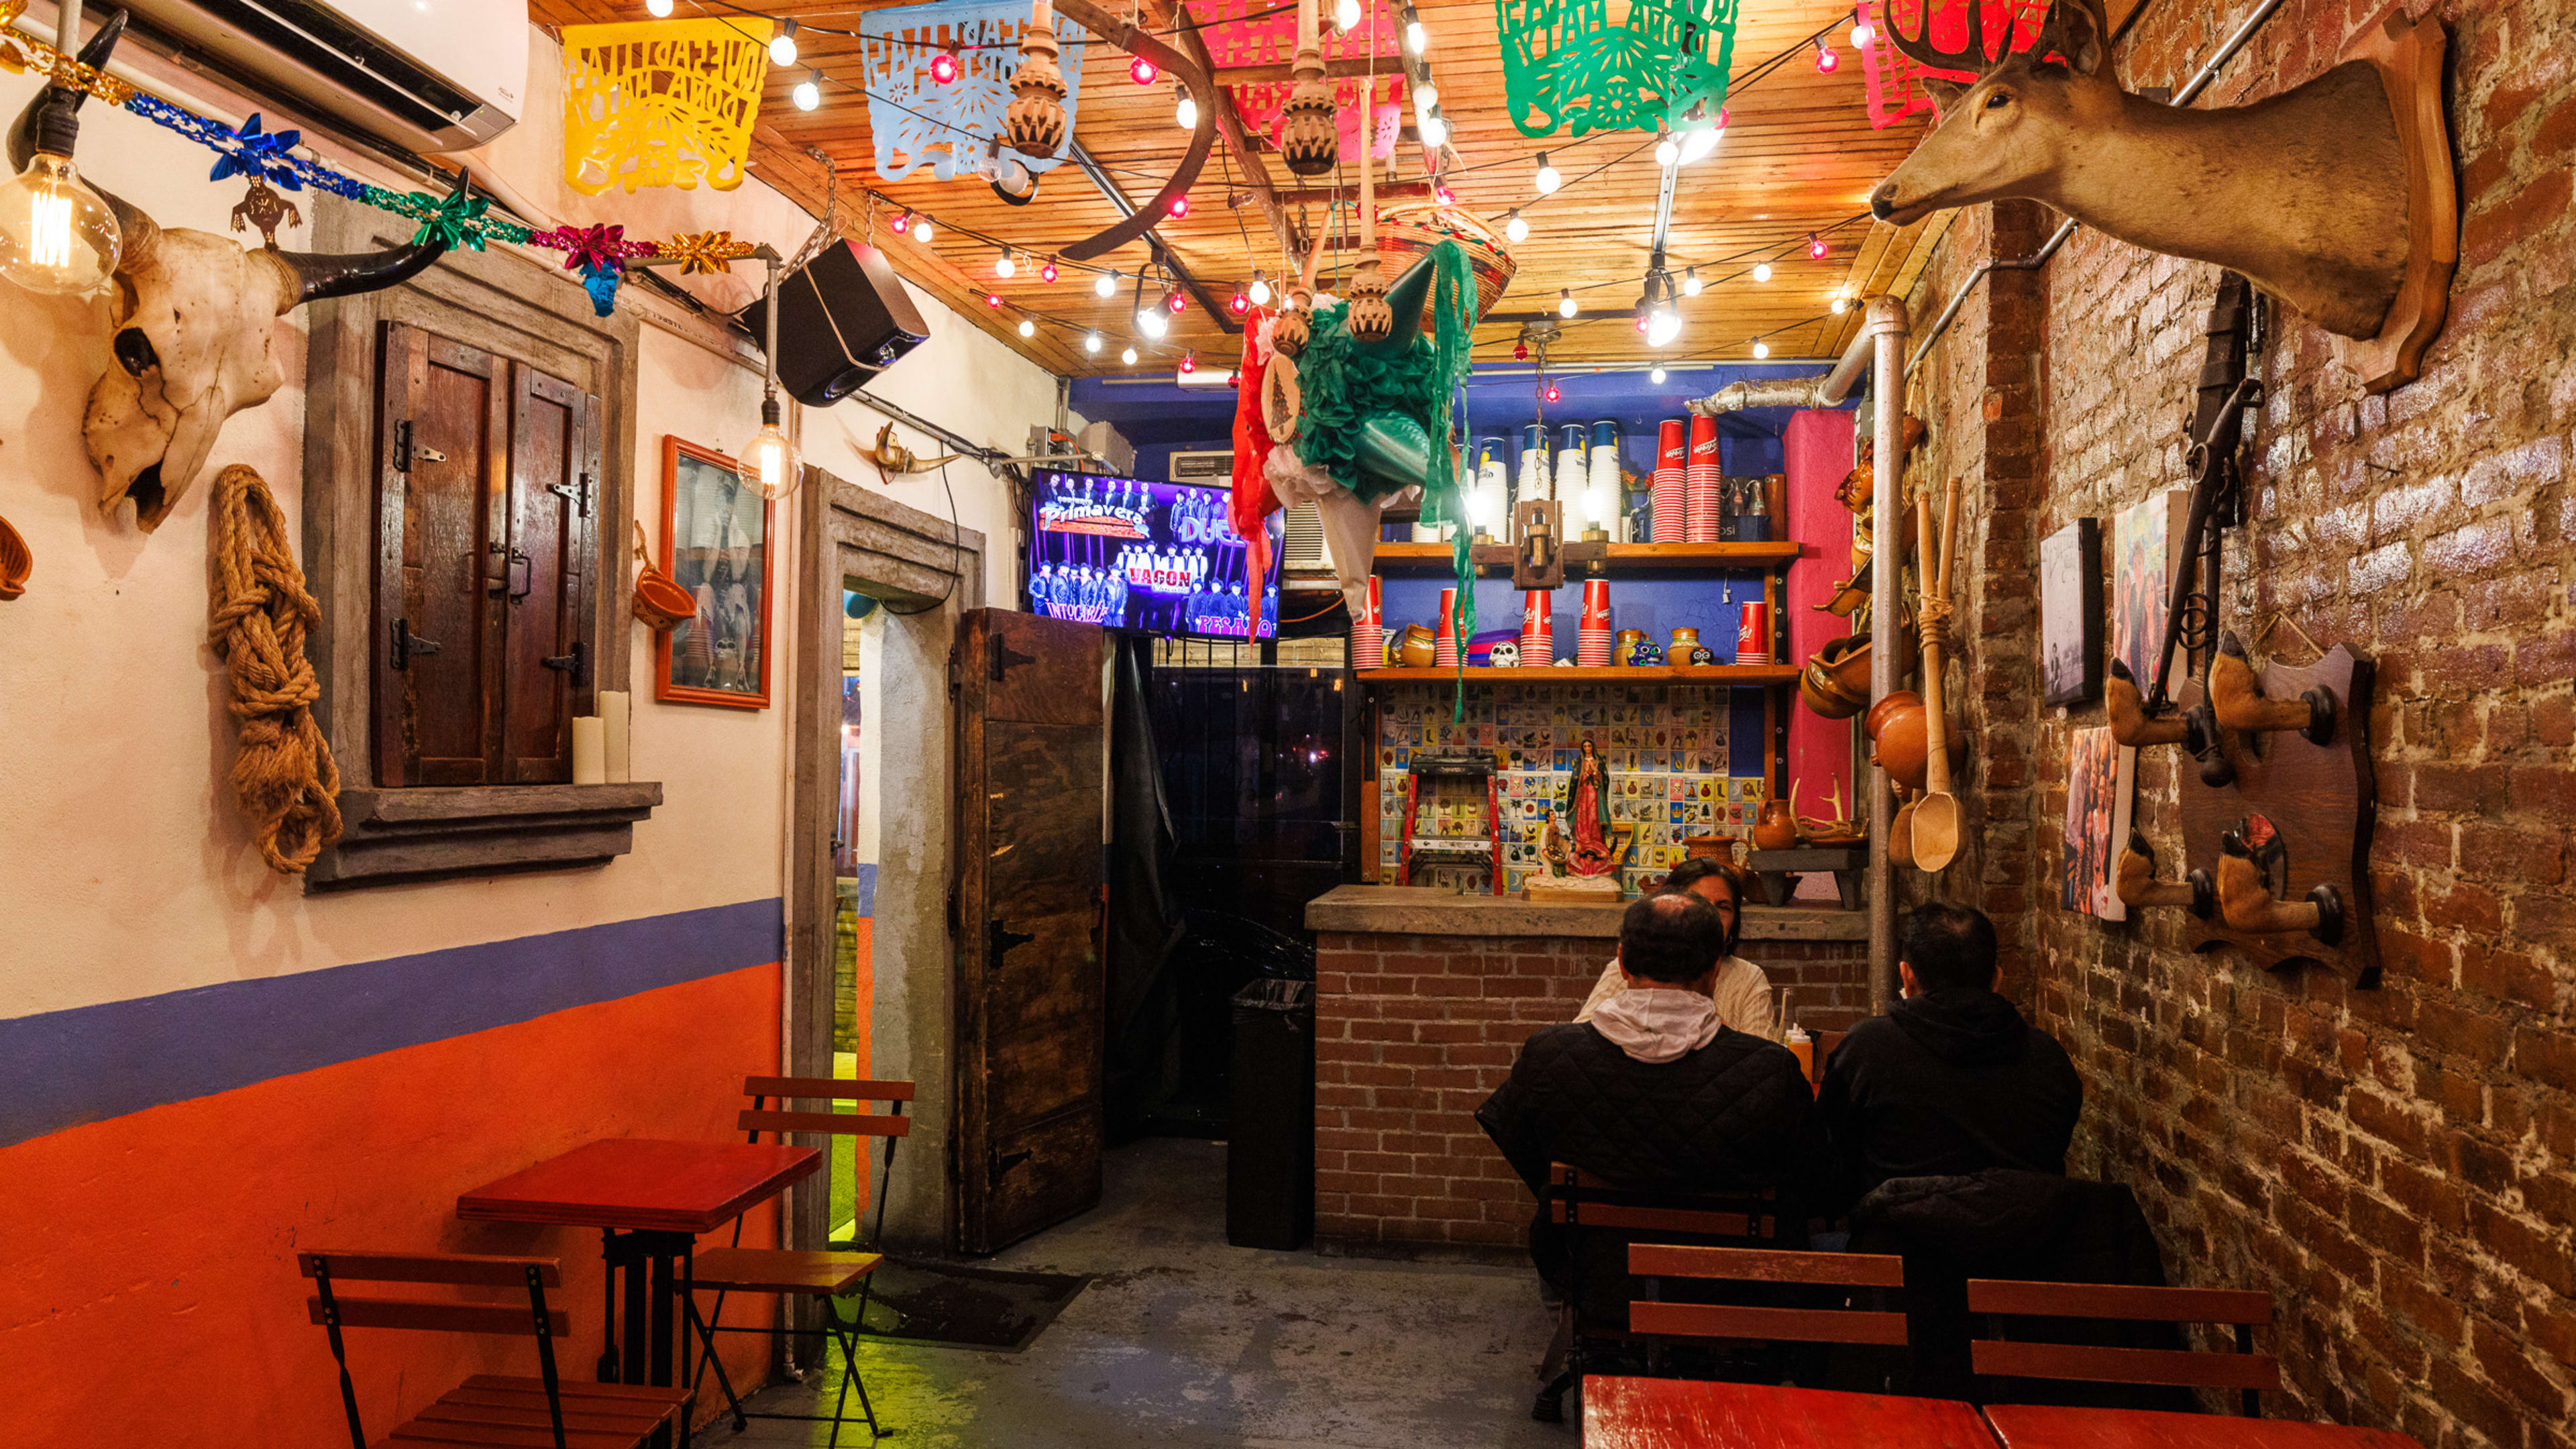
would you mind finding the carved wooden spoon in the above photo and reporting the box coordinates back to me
[1912,478,1964,871]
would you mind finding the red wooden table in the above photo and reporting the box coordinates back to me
[1585,1376,1998,1449]
[459,1138,820,1388]
[1985,1404,2428,1449]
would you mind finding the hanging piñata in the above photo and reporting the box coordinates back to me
[1493,0,1738,138]
[859,0,1087,182]
[561,19,769,195]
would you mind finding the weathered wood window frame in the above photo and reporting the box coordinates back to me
[299,193,657,890]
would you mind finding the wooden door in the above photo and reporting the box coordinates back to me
[375,323,508,786]
[502,364,600,782]
[953,608,1110,1254]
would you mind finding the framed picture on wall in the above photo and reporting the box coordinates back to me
[656,435,773,709]
[2040,517,2103,706]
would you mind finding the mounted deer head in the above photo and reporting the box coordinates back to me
[1870,0,2412,340]
[9,10,454,530]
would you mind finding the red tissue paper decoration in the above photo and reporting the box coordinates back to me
[1859,0,2052,129]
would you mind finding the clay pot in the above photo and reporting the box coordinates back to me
[1669,626,1703,664]
[1395,623,1437,668]
[1612,628,1646,666]
[1752,797,1799,851]
[1868,692,1970,795]
[1799,635,1873,720]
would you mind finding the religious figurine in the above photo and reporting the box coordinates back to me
[1540,738,1631,880]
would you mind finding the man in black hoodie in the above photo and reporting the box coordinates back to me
[1477,892,1814,1286]
[1813,902,2082,1216]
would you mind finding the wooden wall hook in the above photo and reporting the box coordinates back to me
[2216,831,2345,943]
[2212,632,2337,742]
[2116,830,2212,916]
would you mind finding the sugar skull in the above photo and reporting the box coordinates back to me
[1489,641,1521,668]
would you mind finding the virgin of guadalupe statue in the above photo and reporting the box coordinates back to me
[1542,737,1623,878]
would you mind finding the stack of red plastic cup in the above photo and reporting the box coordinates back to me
[1434,588,1461,667]
[1652,419,1686,543]
[1577,578,1613,665]
[1735,598,1774,666]
[1519,590,1552,665]
[1685,415,1722,541]
[1352,576,1383,669]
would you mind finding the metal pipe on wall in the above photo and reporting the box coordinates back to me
[1864,295,1909,1016]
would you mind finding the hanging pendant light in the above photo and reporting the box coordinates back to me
[741,262,802,500]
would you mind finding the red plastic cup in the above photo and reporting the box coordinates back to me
[1577,578,1613,665]
[1519,590,1552,664]
[1352,576,1383,669]
[1434,588,1460,667]
[1735,598,1773,665]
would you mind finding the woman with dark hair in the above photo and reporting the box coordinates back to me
[1572,856,1777,1038]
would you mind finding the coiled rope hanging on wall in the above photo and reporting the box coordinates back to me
[209,464,343,873]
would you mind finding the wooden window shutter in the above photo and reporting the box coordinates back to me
[372,322,509,787]
[500,364,600,782]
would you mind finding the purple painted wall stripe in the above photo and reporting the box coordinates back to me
[0,898,784,1150]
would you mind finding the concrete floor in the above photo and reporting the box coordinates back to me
[702,1137,1566,1448]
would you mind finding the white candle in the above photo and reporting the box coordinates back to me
[572,716,606,785]
[598,690,631,783]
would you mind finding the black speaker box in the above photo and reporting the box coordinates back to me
[741,241,930,407]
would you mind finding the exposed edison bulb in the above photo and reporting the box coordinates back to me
[1556,288,1576,319]
[1085,330,1104,354]
[791,72,821,111]
[1334,0,1362,32]
[1650,366,1667,384]
[1682,266,1703,297]
[0,153,121,296]
[1121,345,1139,366]
[740,409,802,500]
[1175,88,1197,131]
[769,19,799,66]
[1248,271,1272,306]
[913,216,935,242]
[1097,268,1120,298]
[996,248,1016,278]
[1653,131,1678,168]
[1405,18,1426,53]
[1752,339,1770,359]
[644,0,672,15]
[1752,260,1772,282]
[1532,153,1560,195]
[1505,211,1529,244]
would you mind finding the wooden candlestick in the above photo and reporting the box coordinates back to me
[1279,0,1337,176]
[1007,0,1069,158]
[1344,87,1393,341]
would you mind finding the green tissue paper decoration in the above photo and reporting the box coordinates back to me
[1495,0,1739,138]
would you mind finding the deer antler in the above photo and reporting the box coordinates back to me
[1885,0,2066,80]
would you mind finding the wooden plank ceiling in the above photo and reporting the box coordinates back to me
[529,0,1975,376]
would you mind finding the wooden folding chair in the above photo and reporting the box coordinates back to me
[1627,1242,1909,1350]
[301,1248,691,1449]
[684,1075,912,1447]
[1534,1164,1788,1421]
[1967,1278,2279,1417]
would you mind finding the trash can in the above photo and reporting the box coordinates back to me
[1227,977,1315,1250]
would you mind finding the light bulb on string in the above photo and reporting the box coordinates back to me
[913,216,935,242]
[1167,290,1187,314]
[1248,270,1272,305]
[1653,129,1678,168]
[769,19,799,66]
[1041,256,1059,283]
[1543,380,1561,405]
[1751,260,1772,282]
[1168,193,1191,219]
[1678,101,1722,164]
[985,292,1004,308]
[1752,339,1770,359]
[1097,268,1120,298]
[0,151,120,296]
[1682,266,1703,297]
[644,0,672,14]
[1085,331,1104,354]
[1532,154,1560,195]
[1852,15,1876,47]
[930,42,962,85]
[1405,15,1427,54]
[1334,0,1362,32]
[1511,339,1528,362]
[1018,316,1037,337]
[1647,307,1680,348]
[1122,345,1139,365]
[1830,294,1849,315]
[891,211,911,233]
[792,71,822,111]
[1136,306,1169,339]
[1556,288,1576,318]
[1418,114,1448,148]
[1179,351,1197,374]
[1229,287,1249,315]
[1808,232,1831,260]
[996,248,1017,278]
[1130,53,1159,85]
[1813,40,1837,73]
[1650,366,1667,384]
[1434,182,1456,205]
[1415,83,1438,110]
[1175,86,1197,131]
[1504,211,1529,244]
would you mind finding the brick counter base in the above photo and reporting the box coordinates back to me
[1313,932,1868,1249]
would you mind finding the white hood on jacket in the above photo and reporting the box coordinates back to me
[1589,987,1725,1064]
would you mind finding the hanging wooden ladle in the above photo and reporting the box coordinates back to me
[1912,478,1964,871]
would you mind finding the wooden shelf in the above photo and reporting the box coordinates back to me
[1373,541,1802,573]
[1360,665,1801,685]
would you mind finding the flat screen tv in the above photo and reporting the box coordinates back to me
[1028,469,1282,639]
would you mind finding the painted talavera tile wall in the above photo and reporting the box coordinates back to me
[0,15,1062,1442]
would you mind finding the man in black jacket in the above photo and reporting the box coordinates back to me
[1813,902,2083,1216]
[1476,891,1814,1287]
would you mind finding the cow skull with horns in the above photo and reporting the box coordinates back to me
[9,10,457,531]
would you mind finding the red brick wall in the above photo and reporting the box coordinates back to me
[1904,0,2576,1442]
[1312,932,1866,1247]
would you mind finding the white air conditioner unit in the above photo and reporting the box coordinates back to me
[121,0,527,154]
[1169,449,1332,590]
[1075,419,1135,478]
